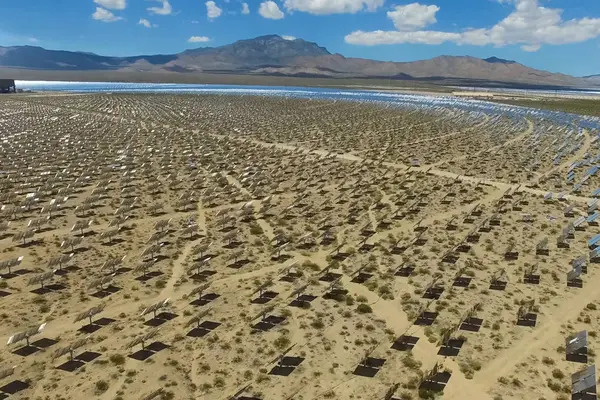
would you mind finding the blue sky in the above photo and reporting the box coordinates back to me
[1,0,600,76]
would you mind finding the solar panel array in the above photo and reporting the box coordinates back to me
[0,91,599,399]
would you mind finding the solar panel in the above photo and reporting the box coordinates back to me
[140,244,161,258]
[228,249,244,262]
[153,219,171,231]
[588,234,600,248]
[147,231,167,244]
[133,259,156,275]
[0,256,24,271]
[99,228,120,241]
[573,216,587,228]
[100,256,125,272]
[572,364,596,395]
[140,388,164,400]
[586,166,599,176]
[7,323,47,345]
[52,337,89,360]
[193,241,214,256]
[108,216,128,228]
[71,219,93,232]
[141,298,170,317]
[27,270,56,286]
[253,304,276,322]
[290,284,308,297]
[566,331,588,355]
[189,283,211,299]
[536,237,548,250]
[88,275,113,290]
[252,280,273,297]
[223,230,238,241]
[568,264,583,282]
[180,224,198,236]
[184,308,212,328]
[573,256,587,269]
[60,236,83,249]
[28,216,49,229]
[125,328,160,350]
[12,230,35,243]
[0,366,15,380]
[73,303,106,323]
[47,253,74,268]
[588,212,600,223]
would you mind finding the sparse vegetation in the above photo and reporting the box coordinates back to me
[1,90,590,400]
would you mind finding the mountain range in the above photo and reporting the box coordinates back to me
[0,35,597,88]
[584,74,600,84]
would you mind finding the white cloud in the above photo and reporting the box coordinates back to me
[283,0,383,15]
[241,2,250,14]
[282,35,296,40]
[188,36,211,43]
[387,3,439,31]
[138,18,157,28]
[28,37,39,43]
[259,1,284,19]
[206,1,222,19]
[92,7,123,22]
[94,0,126,10]
[521,43,541,52]
[147,0,172,15]
[345,0,600,52]
[346,30,460,45]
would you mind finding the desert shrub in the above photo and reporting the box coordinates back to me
[418,388,436,399]
[249,224,263,235]
[95,380,109,393]
[542,356,554,365]
[110,354,126,365]
[311,319,325,329]
[402,355,421,370]
[273,336,291,350]
[552,369,565,379]
[213,377,225,388]
[356,304,373,314]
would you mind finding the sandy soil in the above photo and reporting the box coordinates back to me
[0,93,598,400]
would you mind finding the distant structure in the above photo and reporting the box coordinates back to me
[452,91,495,99]
[0,79,16,93]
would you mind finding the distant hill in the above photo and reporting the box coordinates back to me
[0,35,595,87]
[584,74,600,84]
[484,57,516,64]
[0,45,177,70]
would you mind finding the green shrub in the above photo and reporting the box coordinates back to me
[356,304,373,314]
[95,380,109,393]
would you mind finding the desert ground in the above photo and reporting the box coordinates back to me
[0,92,599,400]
